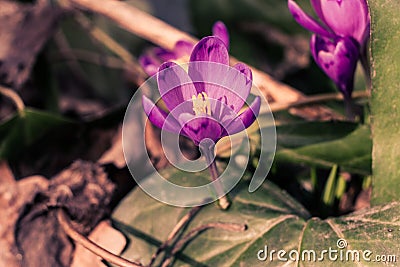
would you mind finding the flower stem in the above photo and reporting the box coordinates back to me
[209,160,231,210]
[344,95,357,121]
[360,45,371,90]
[199,141,231,210]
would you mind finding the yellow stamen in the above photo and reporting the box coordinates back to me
[192,92,211,115]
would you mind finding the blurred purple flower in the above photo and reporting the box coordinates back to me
[211,21,230,50]
[139,21,230,76]
[311,35,359,97]
[288,0,370,45]
[288,0,370,98]
[142,36,260,146]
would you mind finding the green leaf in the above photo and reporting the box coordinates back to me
[276,121,358,148]
[322,165,338,207]
[112,170,399,266]
[369,0,400,204]
[0,109,75,159]
[335,174,347,200]
[274,126,371,175]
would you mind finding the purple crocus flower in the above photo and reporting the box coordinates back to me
[311,35,359,98]
[288,0,370,46]
[142,36,260,146]
[288,0,370,98]
[139,21,230,77]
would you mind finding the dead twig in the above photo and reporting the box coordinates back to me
[57,210,144,267]
[268,90,370,113]
[0,85,25,114]
[73,13,136,65]
[51,49,127,69]
[149,206,202,266]
[161,222,247,267]
[53,30,97,90]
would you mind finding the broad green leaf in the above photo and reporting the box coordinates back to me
[218,121,358,163]
[112,170,399,266]
[274,126,371,175]
[369,0,400,204]
[276,121,358,148]
[0,109,75,159]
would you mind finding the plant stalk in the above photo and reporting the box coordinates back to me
[199,141,230,210]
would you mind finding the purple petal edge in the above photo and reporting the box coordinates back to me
[139,54,159,77]
[189,36,229,65]
[288,0,334,38]
[179,113,223,145]
[173,40,194,58]
[142,95,180,133]
[212,21,230,50]
[157,61,197,112]
[226,96,261,135]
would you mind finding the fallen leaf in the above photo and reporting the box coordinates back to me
[71,220,126,267]
[0,160,15,184]
[0,0,62,88]
[98,125,126,168]
[3,160,116,267]
[0,175,48,267]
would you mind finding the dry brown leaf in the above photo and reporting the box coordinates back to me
[0,161,115,267]
[0,175,48,267]
[0,0,62,88]
[71,220,126,267]
[59,95,107,118]
[0,160,15,184]
[354,187,372,210]
[288,106,344,121]
[98,125,126,169]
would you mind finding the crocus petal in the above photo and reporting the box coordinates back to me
[310,0,324,22]
[221,62,252,112]
[179,113,223,144]
[188,37,230,93]
[225,96,261,135]
[153,47,177,62]
[189,36,229,64]
[311,0,370,44]
[311,35,359,98]
[288,0,334,38]
[142,95,181,133]
[157,62,197,112]
[173,40,194,58]
[212,21,230,50]
[204,62,253,118]
[139,54,160,77]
